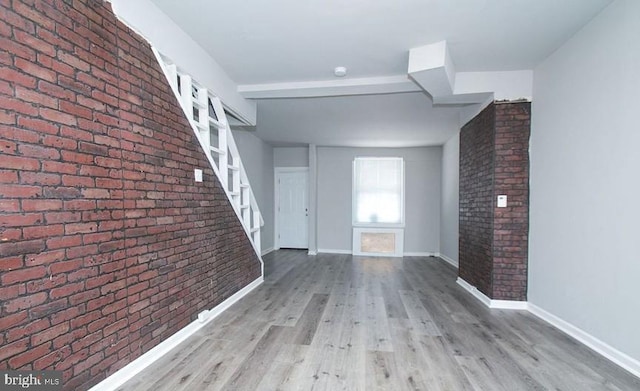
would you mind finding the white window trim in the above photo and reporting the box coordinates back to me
[352,157,405,228]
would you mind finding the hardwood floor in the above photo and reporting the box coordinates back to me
[118,250,640,390]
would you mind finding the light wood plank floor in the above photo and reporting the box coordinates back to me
[118,250,640,390]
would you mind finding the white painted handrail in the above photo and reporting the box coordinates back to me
[152,48,263,264]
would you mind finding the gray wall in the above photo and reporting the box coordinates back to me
[317,147,441,254]
[439,132,459,266]
[530,0,640,362]
[274,147,309,167]
[232,130,275,253]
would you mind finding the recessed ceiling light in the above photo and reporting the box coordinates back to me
[334,66,347,77]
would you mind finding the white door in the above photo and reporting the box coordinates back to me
[277,170,309,249]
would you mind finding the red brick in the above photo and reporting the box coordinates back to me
[91,90,118,107]
[14,28,56,56]
[14,85,58,108]
[22,199,63,212]
[39,107,78,126]
[50,281,85,300]
[41,134,77,150]
[0,239,45,258]
[59,100,93,120]
[57,50,91,72]
[0,310,28,331]
[61,174,95,187]
[3,292,48,313]
[8,342,51,369]
[459,102,530,301]
[77,95,106,111]
[0,95,38,116]
[57,75,91,96]
[0,199,20,212]
[83,232,113,245]
[1,265,47,285]
[0,109,16,124]
[20,171,61,186]
[73,351,103,376]
[28,298,68,320]
[0,36,36,61]
[76,71,105,90]
[42,161,77,175]
[61,150,94,164]
[49,258,83,275]
[68,288,101,306]
[50,305,83,325]
[68,267,98,284]
[12,0,56,30]
[46,235,82,250]
[63,199,96,211]
[14,57,56,82]
[6,317,50,343]
[0,0,262,382]
[23,224,64,239]
[78,142,109,157]
[0,184,41,198]
[17,116,60,135]
[66,244,98,259]
[34,345,71,369]
[0,169,19,183]
[1,126,40,143]
[38,80,75,101]
[82,188,110,199]
[18,143,61,159]
[0,213,43,227]
[55,347,88,371]
[64,223,98,235]
[55,24,89,50]
[0,338,29,362]
[25,249,65,267]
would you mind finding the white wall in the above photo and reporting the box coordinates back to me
[109,0,256,124]
[530,0,640,363]
[232,130,275,253]
[440,132,459,266]
[317,147,441,254]
[274,147,309,167]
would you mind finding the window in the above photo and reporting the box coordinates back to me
[353,157,404,226]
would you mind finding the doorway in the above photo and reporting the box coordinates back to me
[275,168,309,249]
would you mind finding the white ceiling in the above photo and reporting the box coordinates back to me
[149,0,612,147]
[254,93,461,147]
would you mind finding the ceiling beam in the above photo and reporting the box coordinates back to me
[238,75,421,99]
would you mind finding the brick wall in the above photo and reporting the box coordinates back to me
[459,104,495,297]
[492,102,530,300]
[459,102,530,301]
[0,1,261,389]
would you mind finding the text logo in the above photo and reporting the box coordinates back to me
[0,371,62,391]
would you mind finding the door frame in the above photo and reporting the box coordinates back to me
[274,167,309,250]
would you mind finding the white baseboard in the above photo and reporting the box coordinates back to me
[456,277,640,377]
[89,276,264,391]
[308,250,317,255]
[436,252,458,268]
[528,303,640,379]
[456,277,527,310]
[403,252,437,257]
[261,247,275,256]
[317,248,352,255]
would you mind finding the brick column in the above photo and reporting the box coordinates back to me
[459,101,530,301]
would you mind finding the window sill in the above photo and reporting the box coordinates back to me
[352,222,405,229]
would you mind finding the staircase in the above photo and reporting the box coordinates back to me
[152,48,263,265]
